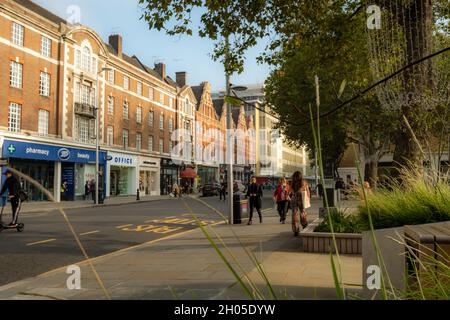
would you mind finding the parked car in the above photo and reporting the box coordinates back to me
[202,183,220,197]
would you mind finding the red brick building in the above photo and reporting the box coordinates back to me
[192,82,223,186]
[0,0,191,200]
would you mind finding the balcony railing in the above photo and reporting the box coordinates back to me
[74,102,96,118]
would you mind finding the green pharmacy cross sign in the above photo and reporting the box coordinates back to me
[7,144,16,155]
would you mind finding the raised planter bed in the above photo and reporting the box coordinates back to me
[300,218,362,254]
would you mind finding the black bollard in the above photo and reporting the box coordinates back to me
[136,189,140,201]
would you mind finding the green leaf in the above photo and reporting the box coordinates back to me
[224,96,242,106]
[338,79,347,99]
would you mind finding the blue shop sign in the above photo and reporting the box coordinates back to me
[2,140,107,164]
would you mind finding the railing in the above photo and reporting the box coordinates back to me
[74,102,96,118]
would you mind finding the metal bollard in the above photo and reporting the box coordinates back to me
[136,189,140,201]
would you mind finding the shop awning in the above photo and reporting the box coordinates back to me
[180,168,197,179]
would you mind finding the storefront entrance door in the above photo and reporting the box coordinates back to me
[110,171,118,196]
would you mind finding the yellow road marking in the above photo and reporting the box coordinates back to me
[79,230,100,236]
[26,238,57,246]
[145,216,177,223]
[116,224,133,229]
[33,220,225,279]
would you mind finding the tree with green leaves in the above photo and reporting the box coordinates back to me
[139,0,449,179]
[264,9,395,186]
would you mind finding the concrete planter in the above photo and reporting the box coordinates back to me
[300,218,362,254]
[362,227,405,299]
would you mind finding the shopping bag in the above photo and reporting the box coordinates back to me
[302,190,311,209]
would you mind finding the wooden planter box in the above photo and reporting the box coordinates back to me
[300,218,362,254]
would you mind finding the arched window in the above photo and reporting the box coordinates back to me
[81,46,91,72]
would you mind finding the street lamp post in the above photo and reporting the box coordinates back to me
[95,67,112,205]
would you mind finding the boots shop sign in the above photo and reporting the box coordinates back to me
[1,140,107,164]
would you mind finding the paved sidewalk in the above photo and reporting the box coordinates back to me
[0,200,363,300]
[17,195,173,214]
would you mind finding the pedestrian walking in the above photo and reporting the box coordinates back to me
[289,171,307,236]
[219,181,227,201]
[273,177,290,224]
[90,179,96,201]
[0,170,22,227]
[84,180,90,201]
[246,177,263,225]
[316,182,324,198]
[172,183,181,198]
[60,180,68,201]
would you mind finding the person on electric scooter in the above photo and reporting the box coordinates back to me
[0,170,22,227]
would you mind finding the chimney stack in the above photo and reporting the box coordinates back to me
[109,34,123,58]
[176,72,187,87]
[155,63,166,80]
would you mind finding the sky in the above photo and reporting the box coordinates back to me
[33,0,271,91]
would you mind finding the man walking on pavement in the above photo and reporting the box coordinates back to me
[0,170,22,227]
[219,180,227,202]
[246,177,263,225]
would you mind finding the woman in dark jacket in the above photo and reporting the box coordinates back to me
[246,177,263,225]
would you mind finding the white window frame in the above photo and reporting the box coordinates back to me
[148,135,154,152]
[159,138,164,153]
[136,133,142,151]
[136,106,142,124]
[123,75,129,90]
[38,109,49,136]
[107,126,114,146]
[39,72,50,96]
[123,101,129,120]
[137,82,143,96]
[149,87,154,101]
[159,91,164,104]
[108,96,115,115]
[41,36,51,58]
[8,102,21,132]
[81,46,91,72]
[78,117,89,143]
[11,22,24,46]
[159,113,164,130]
[148,110,154,127]
[10,61,23,89]
[107,69,115,84]
[169,117,173,132]
[123,129,129,149]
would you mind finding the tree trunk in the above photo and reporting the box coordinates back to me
[377,0,434,172]
[367,159,379,189]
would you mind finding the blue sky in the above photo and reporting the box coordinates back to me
[33,0,270,91]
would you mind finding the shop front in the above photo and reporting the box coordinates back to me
[107,152,138,197]
[180,164,197,193]
[138,156,160,196]
[160,158,179,195]
[1,139,107,202]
